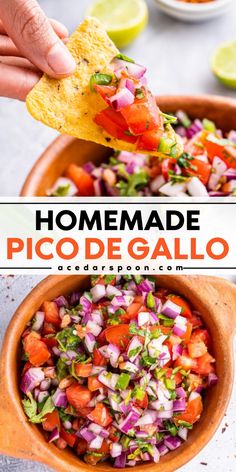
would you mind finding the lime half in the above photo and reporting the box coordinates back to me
[86,0,148,49]
[211,41,236,89]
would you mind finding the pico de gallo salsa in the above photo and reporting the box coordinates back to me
[49,111,236,197]
[90,53,179,156]
[21,275,217,467]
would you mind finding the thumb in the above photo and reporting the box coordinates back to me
[0,0,76,78]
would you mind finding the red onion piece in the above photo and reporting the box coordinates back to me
[20,368,44,394]
[48,427,60,443]
[32,311,45,332]
[52,388,67,408]
[108,88,134,111]
[90,284,106,303]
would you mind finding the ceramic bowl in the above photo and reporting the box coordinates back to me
[0,275,235,472]
[20,94,236,196]
[152,0,234,22]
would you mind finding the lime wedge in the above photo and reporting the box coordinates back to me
[86,0,148,49]
[211,41,236,89]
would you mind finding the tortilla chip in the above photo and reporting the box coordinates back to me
[26,17,182,157]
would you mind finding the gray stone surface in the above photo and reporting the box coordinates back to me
[0,0,236,471]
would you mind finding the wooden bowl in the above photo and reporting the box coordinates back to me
[0,275,235,472]
[21,95,236,196]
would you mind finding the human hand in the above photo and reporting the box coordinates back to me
[0,0,76,100]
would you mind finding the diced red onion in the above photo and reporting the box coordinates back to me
[208,157,227,190]
[173,324,187,337]
[161,300,182,319]
[98,371,119,390]
[90,435,104,449]
[156,410,173,419]
[70,315,80,324]
[119,361,138,374]
[187,177,209,196]
[106,284,122,297]
[178,427,188,441]
[52,388,67,408]
[91,365,105,376]
[79,427,96,443]
[107,343,120,367]
[228,130,236,143]
[164,436,182,450]
[223,168,236,181]
[86,320,102,336]
[150,399,173,411]
[66,350,78,360]
[137,279,154,293]
[208,372,218,386]
[173,398,186,412]
[40,378,51,391]
[111,295,134,307]
[136,411,157,426]
[83,161,96,174]
[69,291,81,306]
[138,311,150,326]
[63,420,72,430]
[84,333,96,353]
[151,445,160,463]
[111,443,122,458]
[172,343,183,360]
[189,391,201,402]
[20,368,44,394]
[108,87,134,111]
[90,284,106,303]
[112,58,146,79]
[38,391,49,403]
[158,443,169,456]
[54,296,69,308]
[127,336,143,362]
[176,387,186,398]
[175,126,187,138]
[34,387,40,400]
[32,311,45,332]
[149,311,159,324]
[118,408,140,434]
[88,423,103,435]
[114,452,127,468]
[48,427,60,443]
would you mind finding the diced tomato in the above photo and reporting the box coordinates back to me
[24,332,51,366]
[121,91,162,136]
[154,287,169,301]
[42,322,57,336]
[93,347,108,365]
[89,439,110,455]
[94,84,116,103]
[42,301,60,326]
[79,407,94,418]
[76,438,88,455]
[181,322,192,343]
[121,302,144,322]
[174,371,183,385]
[137,128,163,152]
[174,350,198,371]
[162,158,177,181]
[66,164,95,196]
[156,325,172,335]
[55,438,67,449]
[75,363,93,377]
[66,384,92,411]
[185,131,208,157]
[188,340,207,358]
[222,146,236,169]
[95,108,137,144]
[84,453,102,465]
[174,395,203,425]
[204,136,225,162]
[41,337,58,348]
[168,334,182,347]
[108,426,120,443]
[167,294,192,318]
[88,403,113,427]
[42,410,60,432]
[190,329,211,348]
[134,392,148,409]
[196,352,215,375]
[104,324,132,349]
[88,376,103,392]
[187,313,202,329]
[60,427,77,448]
[21,361,32,376]
[184,158,211,185]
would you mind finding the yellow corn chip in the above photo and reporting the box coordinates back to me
[26,17,182,157]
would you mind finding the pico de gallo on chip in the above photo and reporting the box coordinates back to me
[20,275,217,467]
[49,111,236,197]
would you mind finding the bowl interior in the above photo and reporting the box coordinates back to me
[21,95,236,197]
[7,275,232,472]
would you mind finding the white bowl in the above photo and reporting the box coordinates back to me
[153,0,234,22]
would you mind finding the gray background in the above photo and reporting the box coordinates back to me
[0,0,236,471]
